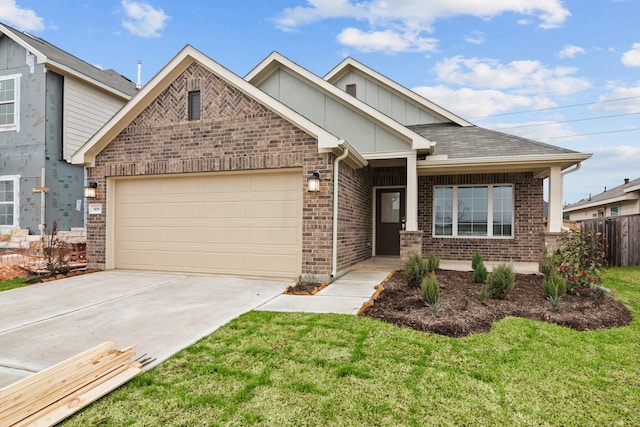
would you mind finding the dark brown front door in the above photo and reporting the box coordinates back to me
[376,188,405,256]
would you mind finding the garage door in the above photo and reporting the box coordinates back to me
[113,171,302,278]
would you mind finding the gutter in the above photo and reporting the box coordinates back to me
[331,144,350,280]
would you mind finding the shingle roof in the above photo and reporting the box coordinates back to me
[408,123,579,159]
[565,177,640,209]
[1,23,137,97]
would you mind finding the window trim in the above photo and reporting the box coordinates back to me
[432,184,514,239]
[0,175,20,228]
[610,206,620,217]
[0,74,20,132]
[188,90,201,121]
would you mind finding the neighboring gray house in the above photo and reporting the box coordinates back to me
[0,23,136,237]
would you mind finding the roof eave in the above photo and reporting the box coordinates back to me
[564,193,640,212]
[417,153,592,177]
[45,60,134,100]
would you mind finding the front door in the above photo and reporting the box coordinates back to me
[376,188,405,256]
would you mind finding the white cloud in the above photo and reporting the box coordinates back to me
[0,0,44,31]
[465,31,484,45]
[433,56,591,95]
[558,45,585,59]
[337,28,437,53]
[621,43,640,67]
[121,0,169,38]
[413,85,536,119]
[589,82,640,113]
[274,0,570,52]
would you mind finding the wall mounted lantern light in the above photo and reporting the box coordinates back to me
[84,181,98,198]
[308,172,320,192]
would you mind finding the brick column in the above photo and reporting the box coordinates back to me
[400,230,424,265]
[543,232,563,255]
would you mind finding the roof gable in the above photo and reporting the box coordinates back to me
[71,45,365,168]
[245,52,434,155]
[0,22,136,99]
[324,57,472,127]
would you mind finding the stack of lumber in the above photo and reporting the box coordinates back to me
[0,341,142,426]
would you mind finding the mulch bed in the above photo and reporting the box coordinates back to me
[361,270,632,337]
[284,281,328,295]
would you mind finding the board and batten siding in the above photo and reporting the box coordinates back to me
[63,77,128,160]
[333,70,444,126]
[258,68,410,154]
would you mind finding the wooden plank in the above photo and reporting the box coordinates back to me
[15,364,142,427]
[2,349,135,424]
[0,341,115,402]
[2,348,136,426]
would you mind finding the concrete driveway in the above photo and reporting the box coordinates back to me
[0,270,288,388]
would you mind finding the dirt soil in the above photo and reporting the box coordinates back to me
[362,270,632,337]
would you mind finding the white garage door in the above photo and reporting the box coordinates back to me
[113,171,302,278]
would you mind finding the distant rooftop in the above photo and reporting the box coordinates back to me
[565,177,640,210]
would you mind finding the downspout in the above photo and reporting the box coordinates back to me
[331,145,349,280]
[559,162,582,231]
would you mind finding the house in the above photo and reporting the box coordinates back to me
[71,46,591,281]
[564,177,640,220]
[0,22,137,242]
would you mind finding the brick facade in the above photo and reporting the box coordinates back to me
[85,62,355,277]
[336,162,373,275]
[418,172,544,263]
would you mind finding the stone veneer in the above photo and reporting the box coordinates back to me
[85,62,365,278]
[418,172,544,262]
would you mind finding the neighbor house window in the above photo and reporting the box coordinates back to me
[0,74,20,132]
[610,206,620,217]
[188,90,200,121]
[0,175,19,227]
[433,185,513,238]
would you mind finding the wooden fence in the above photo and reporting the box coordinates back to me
[580,215,640,267]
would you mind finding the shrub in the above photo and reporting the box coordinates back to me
[471,251,484,271]
[542,272,566,309]
[538,253,557,278]
[404,253,428,288]
[482,263,515,300]
[426,252,440,272]
[473,261,488,284]
[41,221,70,276]
[420,272,440,313]
[555,231,607,294]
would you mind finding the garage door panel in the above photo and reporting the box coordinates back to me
[114,171,301,278]
[202,201,247,218]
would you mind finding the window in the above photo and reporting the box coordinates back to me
[346,84,356,97]
[0,74,20,132]
[188,90,200,121]
[610,206,620,217]
[433,185,513,238]
[0,175,19,227]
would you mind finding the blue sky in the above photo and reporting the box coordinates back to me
[3,0,639,203]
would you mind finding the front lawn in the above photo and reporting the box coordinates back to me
[0,276,37,292]
[64,267,640,426]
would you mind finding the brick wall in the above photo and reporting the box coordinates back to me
[400,230,423,265]
[418,172,544,262]
[336,162,372,275]
[86,62,335,276]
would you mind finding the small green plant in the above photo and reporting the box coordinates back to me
[542,272,566,309]
[555,230,607,294]
[482,263,515,300]
[404,253,428,288]
[593,285,610,307]
[420,272,440,313]
[473,261,488,284]
[538,253,557,278]
[471,251,484,271]
[426,252,440,272]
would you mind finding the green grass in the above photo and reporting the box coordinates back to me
[0,276,37,292]
[63,267,640,426]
